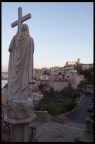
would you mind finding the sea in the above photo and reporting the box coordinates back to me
[2,80,8,88]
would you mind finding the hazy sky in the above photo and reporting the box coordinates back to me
[2,2,93,72]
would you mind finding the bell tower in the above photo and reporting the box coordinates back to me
[77,58,80,64]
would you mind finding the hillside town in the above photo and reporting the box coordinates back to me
[2,59,94,142]
[2,59,93,106]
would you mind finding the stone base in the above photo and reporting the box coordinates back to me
[4,113,36,142]
[3,98,36,142]
[4,97,36,124]
[7,104,34,119]
[10,123,29,142]
[7,98,34,119]
[4,113,36,124]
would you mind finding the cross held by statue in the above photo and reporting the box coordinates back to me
[11,7,31,36]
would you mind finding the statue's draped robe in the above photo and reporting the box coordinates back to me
[8,34,34,102]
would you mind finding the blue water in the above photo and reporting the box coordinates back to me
[2,80,8,88]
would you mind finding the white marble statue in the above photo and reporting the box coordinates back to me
[8,23,34,103]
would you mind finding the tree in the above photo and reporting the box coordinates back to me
[49,88,55,98]
[38,83,44,91]
[77,68,93,85]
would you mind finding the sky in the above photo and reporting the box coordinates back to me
[2,2,93,72]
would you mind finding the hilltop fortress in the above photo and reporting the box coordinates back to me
[66,58,80,66]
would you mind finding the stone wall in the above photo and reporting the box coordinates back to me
[52,80,69,91]
[48,114,69,124]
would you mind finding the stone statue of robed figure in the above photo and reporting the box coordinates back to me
[8,23,34,103]
[4,8,36,142]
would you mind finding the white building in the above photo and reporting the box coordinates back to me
[64,73,84,89]
[81,64,93,70]
[69,74,84,89]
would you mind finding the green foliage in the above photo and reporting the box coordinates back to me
[37,67,93,115]
[49,88,55,98]
[38,88,78,116]
[38,83,44,90]
[39,100,66,115]
[62,98,76,111]
[78,80,87,88]
[77,68,93,85]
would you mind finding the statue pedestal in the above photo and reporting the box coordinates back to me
[4,99,36,142]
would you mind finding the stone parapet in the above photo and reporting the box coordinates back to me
[34,111,48,122]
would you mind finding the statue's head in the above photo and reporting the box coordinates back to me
[21,24,29,33]
[17,24,30,37]
[21,24,30,37]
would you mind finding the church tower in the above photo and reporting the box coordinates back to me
[77,58,80,64]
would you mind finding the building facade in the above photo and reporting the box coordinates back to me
[81,64,93,70]
[69,74,84,89]
[52,80,69,91]
[66,58,80,66]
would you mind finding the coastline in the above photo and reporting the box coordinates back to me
[2,80,8,88]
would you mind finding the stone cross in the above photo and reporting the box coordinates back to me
[11,7,31,35]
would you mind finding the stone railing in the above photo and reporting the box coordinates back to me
[34,111,48,123]
[2,104,48,122]
[33,111,69,124]
[48,114,69,124]
[2,104,69,124]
